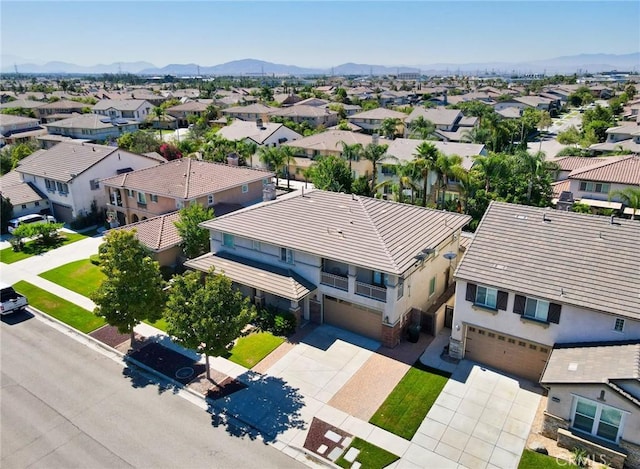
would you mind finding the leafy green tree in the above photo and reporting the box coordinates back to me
[571,202,592,214]
[174,204,214,258]
[1,107,37,118]
[0,196,13,233]
[351,175,370,196]
[164,269,255,381]
[91,230,166,345]
[117,131,161,154]
[472,153,508,193]
[361,143,389,197]
[568,86,594,107]
[557,126,581,146]
[610,187,640,220]
[412,141,439,206]
[307,155,353,192]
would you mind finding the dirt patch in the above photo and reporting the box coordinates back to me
[303,417,351,461]
[128,342,205,385]
[207,377,248,400]
[187,369,231,395]
[90,325,131,348]
[526,395,575,464]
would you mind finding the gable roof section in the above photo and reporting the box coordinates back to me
[15,142,155,182]
[456,201,640,318]
[268,105,337,119]
[348,108,407,120]
[116,211,181,251]
[405,108,461,126]
[44,113,136,130]
[284,130,373,152]
[551,156,625,172]
[93,99,149,111]
[568,155,640,185]
[201,190,470,274]
[222,103,275,115]
[385,138,485,169]
[216,120,296,144]
[101,158,274,199]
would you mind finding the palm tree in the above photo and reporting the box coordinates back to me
[516,150,546,203]
[610,187,640,220]
[380,118,401,140]
[339,141,363,175]
[258,146,284,188]
[412,141,440,206]
[235,141,257,168]
[472,153,507,193]
[279,145,296,190]
[408,116,436,140]
[153,106,166,140]
[461,126,491,145]
[434,154,464,208]
[361,143,389,197]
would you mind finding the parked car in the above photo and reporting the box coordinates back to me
[7,214,57,234]
[0,282,28,315]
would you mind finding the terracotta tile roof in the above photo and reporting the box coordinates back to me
[455,201,640,319]
[201,189,471,275]
[551,156,625,172]
[551,179,571,198]
[568,155,640,185]
[116,211,182,252]
[101,158,275,199]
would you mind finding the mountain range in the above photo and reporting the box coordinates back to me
[1,53,638,76]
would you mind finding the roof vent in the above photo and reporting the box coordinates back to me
[516,215,527,220]
[542,213,550,223]
[568,363,578,372]
[494,263,507,270]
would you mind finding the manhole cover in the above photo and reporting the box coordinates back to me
[175,367,195,379]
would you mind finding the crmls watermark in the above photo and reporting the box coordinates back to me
[554,452,611,467]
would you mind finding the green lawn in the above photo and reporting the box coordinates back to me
[0,232,91,264]
[224,331,285,368]
[335,437,399,469]
[13,280,105,333]
[144,317,169,332]
[369,364,450,440]
[519,449,579,469]
[39,259,105,298]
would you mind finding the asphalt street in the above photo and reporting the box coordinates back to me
[1,313,304,469]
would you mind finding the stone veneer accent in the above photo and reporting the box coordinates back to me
[541,411,570,439]
[619,440,640,469]
[381,321,401,348]
[557,428,627,469]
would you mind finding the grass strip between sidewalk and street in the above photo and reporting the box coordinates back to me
[369,363,451,440]
[39,259,105,298]
[13,280,105,333]
[335,437,399,469]
[224,331,285,368]
[518,449,580,468]
[0,231,93,264]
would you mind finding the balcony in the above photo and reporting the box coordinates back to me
[320,271,348,291]
[355,281,387,302]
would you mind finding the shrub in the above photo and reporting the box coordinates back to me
[159,265,175,281]
[572,447,590,467]
[89,254,101,266]
[254,305,296,336]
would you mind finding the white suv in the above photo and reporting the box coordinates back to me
[7,214,57,234]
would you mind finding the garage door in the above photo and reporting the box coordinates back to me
[323,296,382,340]
[464,326,550,382]
[51,203,73,223]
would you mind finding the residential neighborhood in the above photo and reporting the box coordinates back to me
[1,32,639,469]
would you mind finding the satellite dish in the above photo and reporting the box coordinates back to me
[443,251,457,261]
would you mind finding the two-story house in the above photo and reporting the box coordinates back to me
[347,108,407,135]
[36,100,86,123]
[268,105,339,129]
[0,114,45,146]
[92,99,153,124]
[166,100,212,128]
[589,124,640,154]
[221,103,275,123]
[101,158,275,226]
[185,190,471,348]
[216,119,302,153]
[15,142,164,222]
[44,114,139,141]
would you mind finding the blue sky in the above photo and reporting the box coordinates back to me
[2,1,638,67]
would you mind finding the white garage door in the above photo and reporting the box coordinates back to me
[464,325,550,382]
[323,296,382,340]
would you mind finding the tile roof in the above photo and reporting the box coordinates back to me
[185,251,315,301]
[201,189,471,275]
[348,108,407,120]
[0,99,46,110]
[550,179,571,198]
[405,108,461,126]
[568,155,640,185]
[222,103,275,115]
[117,211,182,251]
[44,113,137,130]
[588,140,640,154]
[284,130,373,152]
[540,342,640,385]
[551,156,625,172]
[166,101,210,112]
[101,158,274,199]
[268,105,337,118]
[93,99,149,111]
[16,142,157,182]
[0,171,46,205]
[455,201,640,319]
[216,120,294,144]
[0,115,40,127]
[38,99,86,110]
[385,138,485,170]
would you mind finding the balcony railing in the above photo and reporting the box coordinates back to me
[320,272,349,291]
[355,281,387,302]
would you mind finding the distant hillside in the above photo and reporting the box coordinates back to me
[1,53,638,76]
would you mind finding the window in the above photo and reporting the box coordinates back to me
[21,204,27,209]
[579,181,610,193]
[429,276,436,296]
[176,200,183,209]
[280,248,294,264]
[397,278,404,299]
[572,397,625,443]
[223,233,234,248]
[56,182,69,194]
[35,201,40,207]
[207,194,215,206]
[614,318,625,332]
[372,271,387,287]
[475,286,498,309]
[126,189,134,198]
[252,240,261,251]
[89,179,100,190]
[241,184,249,193]
[524,298,550,321]
[137,192,146,204]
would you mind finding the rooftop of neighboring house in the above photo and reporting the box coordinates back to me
[496,107,523,119]
[405,107,462,126]
[101,158,274,200]
[0,114,40,128]
[589,140,640,154]
[116,211,182,252]
[268,105,337,119]
[38,99,86,110]
[216,119,300,145]
[166,100,210,112]
[540,341,640,388]
[283,130,373,153]
[0,170,47,205]
[92,99,150,112]
[512,96,553,107]
[326,121,363,132]
[568,155,640,185]
[550,155,627,173]
[0,99,46,110]
[385,138,486,170]
[294,97,330,107]
[348,108,407,121]
[44,113,138,130]
[16,142,163,182]
[221,103,275,115]
[455,201,640,319]
[604,124,640,136]
[200,189,471,275]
